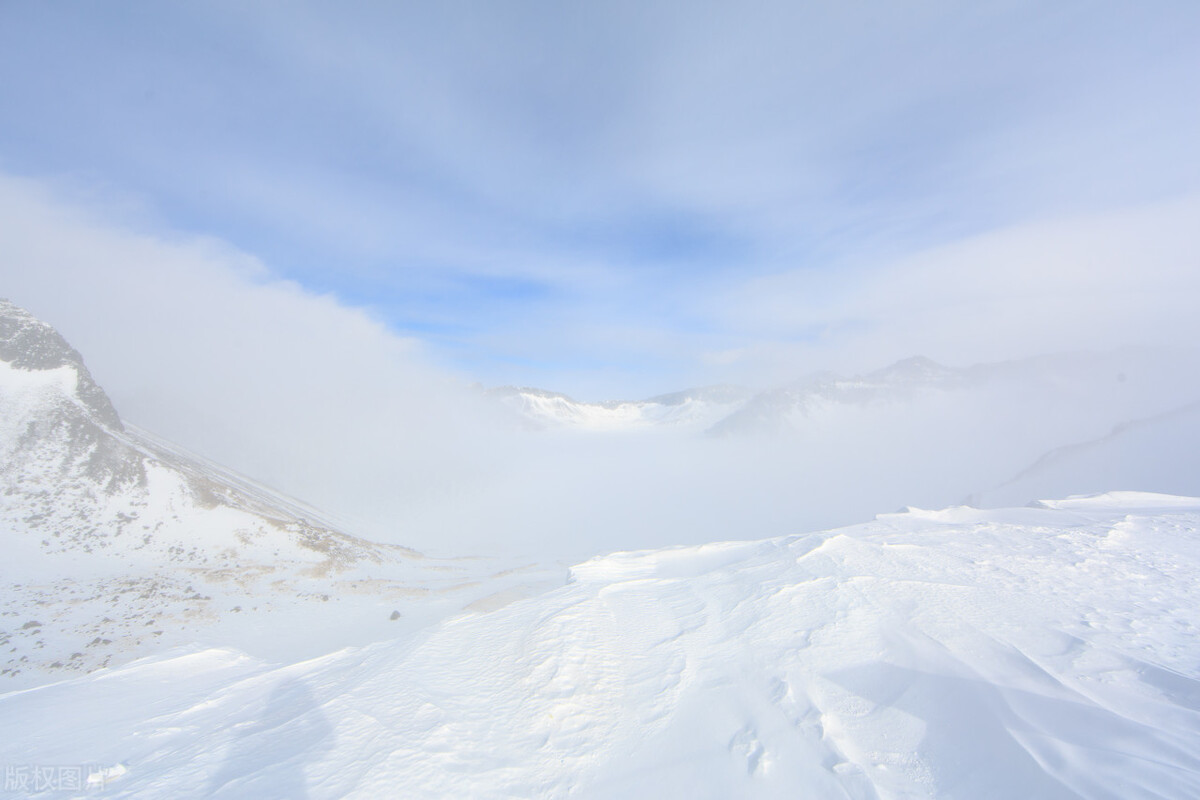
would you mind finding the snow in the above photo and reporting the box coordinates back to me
[1035,490,1200,510]
[3,493,1199,798]
[0,360,80,444]
[5,302,1200,797]
[486,386,749,432]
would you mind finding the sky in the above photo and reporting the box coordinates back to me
[2,3,1200,554]
[2,1,1199,399]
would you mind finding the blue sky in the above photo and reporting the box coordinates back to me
[2,1,1200,398]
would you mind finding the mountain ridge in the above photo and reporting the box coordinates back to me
[0,300,561,689]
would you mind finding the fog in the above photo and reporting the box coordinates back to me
[4,173,1199,560]
[413,348,1200,559]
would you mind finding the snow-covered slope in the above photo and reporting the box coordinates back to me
[707,356,961,436]
[3,492,1198,798]
[970,399,1200,507]
[0,299,561,690]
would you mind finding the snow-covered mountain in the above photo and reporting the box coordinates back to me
[482,352,1200,534]
[970,398,1200,507]
[490,352,1200,447]
[484,357,975,435]
[0,299,561,690]
[484,384,750,431]
[3,492,1198,797]
[706,356,964,436]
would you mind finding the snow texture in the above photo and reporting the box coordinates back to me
[2,494,1199,798]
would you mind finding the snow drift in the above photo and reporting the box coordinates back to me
[3,493,1198,798]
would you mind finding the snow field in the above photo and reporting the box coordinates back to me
[3,493,1198,798]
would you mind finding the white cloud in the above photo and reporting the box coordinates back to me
[708,195,1200,383]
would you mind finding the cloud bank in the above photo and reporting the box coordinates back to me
[0,174,502,547]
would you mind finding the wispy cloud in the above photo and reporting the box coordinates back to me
[2,0,1198,397]
[708,194,1200,384]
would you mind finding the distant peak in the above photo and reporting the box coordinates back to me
[0,298,122,430]
[868,355,949,381]
[485,385,579,403]
[642,384,750,406]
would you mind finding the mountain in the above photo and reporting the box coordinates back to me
[706,356,963,436]
[483,352,1200,534]
[970,398,1200,507]
[483,357,974,437]
[484,384,751,431]
[488,352,1200,445]
[0,299,561,690]
[0,300,404,567]
[3,492,1197,797]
